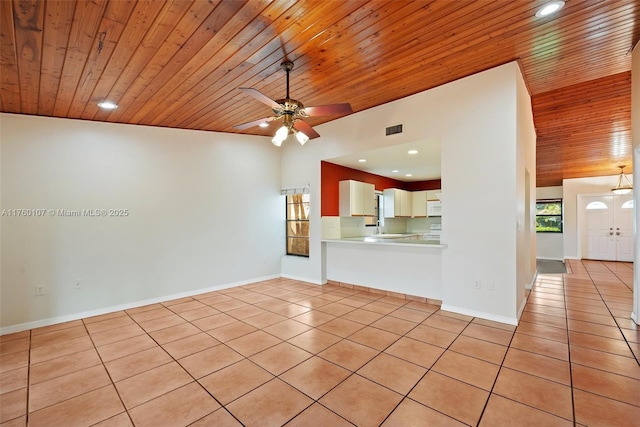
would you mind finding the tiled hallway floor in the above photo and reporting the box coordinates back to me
[1,259,639,426]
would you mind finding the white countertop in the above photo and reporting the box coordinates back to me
[322,236,447,248]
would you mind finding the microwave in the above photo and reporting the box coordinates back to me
[427,201,442,216]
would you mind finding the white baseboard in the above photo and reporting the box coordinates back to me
[0,274,280,335]
[526,269,538,290]
[536,257,565,262]
[632,312,639,326]
[517,295,528,322]
[564,256,581,260]
[440,304,518,326]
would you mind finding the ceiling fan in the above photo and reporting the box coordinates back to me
[234,60,353,146]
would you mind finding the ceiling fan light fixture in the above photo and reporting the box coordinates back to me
[611,166,633,195]
[535,1,565,18]
[272,125,288,146]
[295,130,309,145]
[275,125,288,139]
[235,59,351,144]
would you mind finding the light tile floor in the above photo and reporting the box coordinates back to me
[1,259,639,426]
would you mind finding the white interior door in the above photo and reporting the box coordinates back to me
[614,196,634,262]
[583,195,616,260]
[582,194,634,261]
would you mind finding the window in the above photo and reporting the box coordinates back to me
[536,199,562,233]
[586,201,608,210]
[286,193,310,256]
[365,191,383,227]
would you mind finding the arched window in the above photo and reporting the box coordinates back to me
[621,200,634,209]
[585,201,608,210]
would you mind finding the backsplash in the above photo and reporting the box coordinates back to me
[322,216,441,239]
[407,217,441,233]
[340,217,366,237]
[380,218,407,234]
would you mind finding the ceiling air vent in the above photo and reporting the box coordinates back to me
[385,124,403,136]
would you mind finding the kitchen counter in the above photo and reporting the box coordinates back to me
[322,234,446,248]
[322,236,444,300]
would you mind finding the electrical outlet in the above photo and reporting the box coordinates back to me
[74,280,82,290]
[35,285,46,296]
[473,280,481,290]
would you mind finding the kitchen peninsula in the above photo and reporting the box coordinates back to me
[320,165,446,302]
[322,235,445,302]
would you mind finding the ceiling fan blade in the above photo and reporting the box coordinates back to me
[294,120,321,139]
[239,87,282,110]
[233,116,277,130]
[302,103,353,117]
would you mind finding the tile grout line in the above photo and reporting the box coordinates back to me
[205,284,407,426]
[136,283,389,425]
[562,263,578,427]
[12,273,638,426]
[126,304,246,426]
[567,261,640,410]
[101,294,282,425]
[82,313,136,426]
[377,314,470,426]
[480,273,578,424]
[603,262,633,293]
[581,261,640,366]
[26,328,32,426]
[474,312,517,426]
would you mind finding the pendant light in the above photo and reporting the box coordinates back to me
[611,165,633,195]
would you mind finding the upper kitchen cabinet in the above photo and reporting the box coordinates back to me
[383,188,412,217]
[427,190,442,216]
[427,190,441,201]
[412,190,428,217]
[339,180,376,216]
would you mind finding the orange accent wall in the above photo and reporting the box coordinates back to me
[321,161,442,216]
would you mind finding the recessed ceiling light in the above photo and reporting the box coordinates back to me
[405,173,413,177]
[358,159,367,163]
[535,1,564,17]
[392,169,399,173]
[259,122,269,128]
[97,101,118,110]
[407,150,418,155]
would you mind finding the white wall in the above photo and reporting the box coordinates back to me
[281,62,536,324]
[516,66,538,304]
[562,175,622,259]
[1,114,283,331]
[632,43,639,325]
[536,186,564,260]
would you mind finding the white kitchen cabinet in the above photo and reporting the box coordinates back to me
[339,180,375,216]
[426,190,441,201]
[383,188,412,217]
[363,184,376,216]
[425,189,442,217]
[412,191,427,217]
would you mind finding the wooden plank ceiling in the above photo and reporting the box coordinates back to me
[1,0,638,187]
